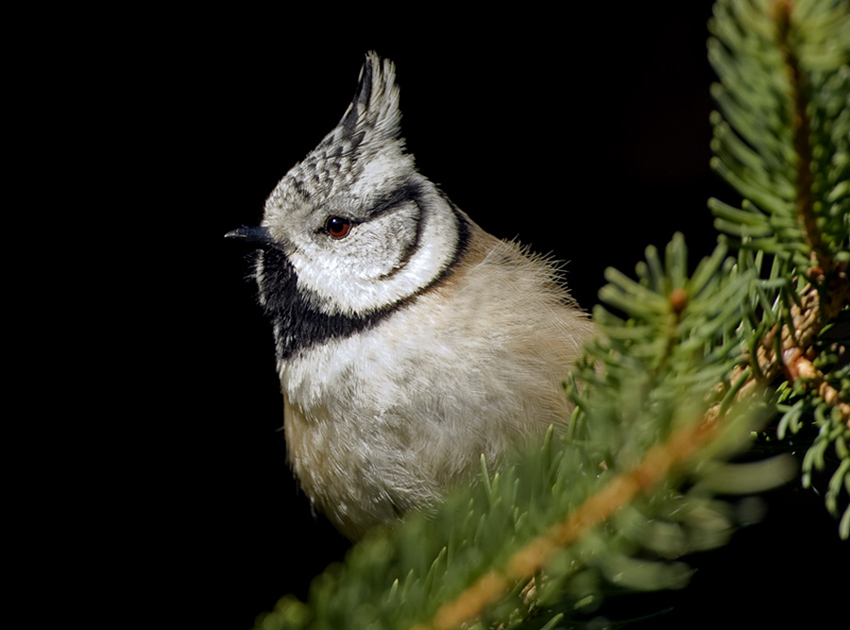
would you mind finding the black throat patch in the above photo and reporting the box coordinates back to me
[257,246,390,361]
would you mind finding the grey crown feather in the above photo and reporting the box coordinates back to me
[265,51,410,212]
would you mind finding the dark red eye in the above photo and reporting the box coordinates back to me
[326,216,352,239]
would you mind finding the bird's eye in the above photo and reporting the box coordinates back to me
[325,216,352,239]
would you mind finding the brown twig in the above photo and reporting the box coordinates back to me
[773,0,833,276]
[767,0,850,426]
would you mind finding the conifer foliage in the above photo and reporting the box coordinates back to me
[254,1,849,628]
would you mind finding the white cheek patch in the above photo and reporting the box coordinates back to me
[349,204,420,277]
[254,253,268,307]
[290,189,460,316]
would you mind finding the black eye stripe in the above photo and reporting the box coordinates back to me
[370,180,423,217]
[318,179,425,238]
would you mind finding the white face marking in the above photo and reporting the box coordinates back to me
[254,255,267,307]
[283,184,461,317]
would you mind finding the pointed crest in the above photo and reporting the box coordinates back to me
[339,51,403,152]
[265,52,409,211]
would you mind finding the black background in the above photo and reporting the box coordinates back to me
[30,2,847,628]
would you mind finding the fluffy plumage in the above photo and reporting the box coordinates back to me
[229,52,594,539]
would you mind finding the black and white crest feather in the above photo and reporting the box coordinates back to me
[265,52,408,212]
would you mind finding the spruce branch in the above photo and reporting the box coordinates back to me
[775,0,825,270]
[708,0,850,536]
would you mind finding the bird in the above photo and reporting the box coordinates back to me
[227,52,594,540]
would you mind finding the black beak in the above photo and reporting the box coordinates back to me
[225,226,272,244]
